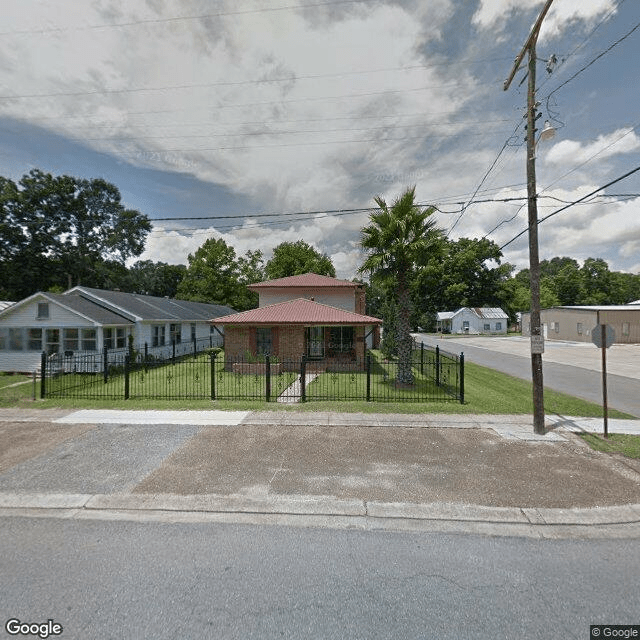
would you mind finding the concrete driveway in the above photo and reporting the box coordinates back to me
[413,333,640,417]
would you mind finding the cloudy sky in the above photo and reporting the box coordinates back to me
[1,0,639,279]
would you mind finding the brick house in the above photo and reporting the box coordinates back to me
[211,273,382,370]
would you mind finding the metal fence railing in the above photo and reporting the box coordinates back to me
[42,342,464,403]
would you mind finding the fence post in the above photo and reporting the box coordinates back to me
[459,352,465,404]
[435,345,440,387]
[300,356,307,402]
[124,354,130,400]
[366,353,371,402]
[210,352,216,400]
[40,351,46,399]
[103,345,109,384]
[265,355,271,402]
[420,342,424,376]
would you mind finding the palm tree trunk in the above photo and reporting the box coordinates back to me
[396,274,414,385]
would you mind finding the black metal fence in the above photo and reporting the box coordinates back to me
[42,342,464,403]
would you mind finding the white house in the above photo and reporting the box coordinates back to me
[436,307,508,335]
[0,287,235,373]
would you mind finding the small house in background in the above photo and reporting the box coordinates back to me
[436,307,508,335]
[0,287,235,373]
[212,273,382,370]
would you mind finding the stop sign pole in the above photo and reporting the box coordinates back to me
[592,315,615,438]
[600,323,608,438]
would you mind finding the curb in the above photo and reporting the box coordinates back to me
[1,492,640,527]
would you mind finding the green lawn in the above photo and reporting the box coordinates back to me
[44,352,298,401]
[0,373,32,389]
[579,433,640,459]
[12,352,635,419]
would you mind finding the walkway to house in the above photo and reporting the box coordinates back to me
[277,373,319,403]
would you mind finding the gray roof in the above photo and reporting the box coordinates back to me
[438,307,508,320]
[551,305,640,312]
[66,287,236,322]
[473,307,508,319]
[48,293,134,325]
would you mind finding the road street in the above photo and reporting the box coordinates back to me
[414,333,640,418]
[1,516,639,640]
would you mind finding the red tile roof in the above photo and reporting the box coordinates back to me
[211,298,381,325]
[248,273,361,290]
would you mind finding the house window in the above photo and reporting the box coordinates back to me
[577,323,583,335]
[45,329,59,355]
[104,327,126,350]
[256,328,272,355]
[484,323,491,331]
[495,322,502,331]
[37,303,49,319]
[9,328,23,351]
[306,327,324,358]
[554,322,560,333]
[462,321,470,332]
[28,328,42,351]
[63,328,79,352]
[170,323,181,344]
[622,322,630,336]
[152,325,166,347]
[329,326,354,353]
[191,323,197,342]
[81,329,97,351]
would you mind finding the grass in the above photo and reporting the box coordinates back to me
[4,354,636,419]
[0,373,32,389]
[579,433,640,459]
[0,373,36,405]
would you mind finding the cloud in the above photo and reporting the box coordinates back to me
[472,0,617,40]
[545,129,640,166]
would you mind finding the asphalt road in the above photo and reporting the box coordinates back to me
[1,516,639,640]
[414,333,640,418]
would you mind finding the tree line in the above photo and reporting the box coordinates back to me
[1,172,638,331]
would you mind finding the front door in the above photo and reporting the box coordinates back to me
[307,327,324,358]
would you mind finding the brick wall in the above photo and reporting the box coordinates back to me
[355,286,366,314]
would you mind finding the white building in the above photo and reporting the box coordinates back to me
[0,287,235,373]
[436,307,508,335]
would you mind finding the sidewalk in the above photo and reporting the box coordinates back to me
[0,408,639,538]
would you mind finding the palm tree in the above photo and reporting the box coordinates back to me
[359,186,440,385]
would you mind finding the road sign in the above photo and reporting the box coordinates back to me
[591,324,615,349]
[530,335,544,354]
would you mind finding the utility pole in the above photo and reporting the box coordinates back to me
[503,0,554,435]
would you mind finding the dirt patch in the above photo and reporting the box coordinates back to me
[133,425,640,508]
[0,421,95,473]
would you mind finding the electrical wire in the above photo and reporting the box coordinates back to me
[499,164,640,250]
[445,120,524,236]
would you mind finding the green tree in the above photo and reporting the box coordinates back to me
[176,238,263,310]
[127,260,187,297]
[580,257,611,304]
[0,169,151,298]
[414,237,510,328]
[265,240,335,279]
[359,187,441,385]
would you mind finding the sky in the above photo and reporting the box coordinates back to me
[1,0,639,281]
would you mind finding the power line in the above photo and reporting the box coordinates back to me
[0,0,369,36]
[69,120,513,143]
[446,120,524,236]
[541,17,640,105]
[499,164,640,250]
